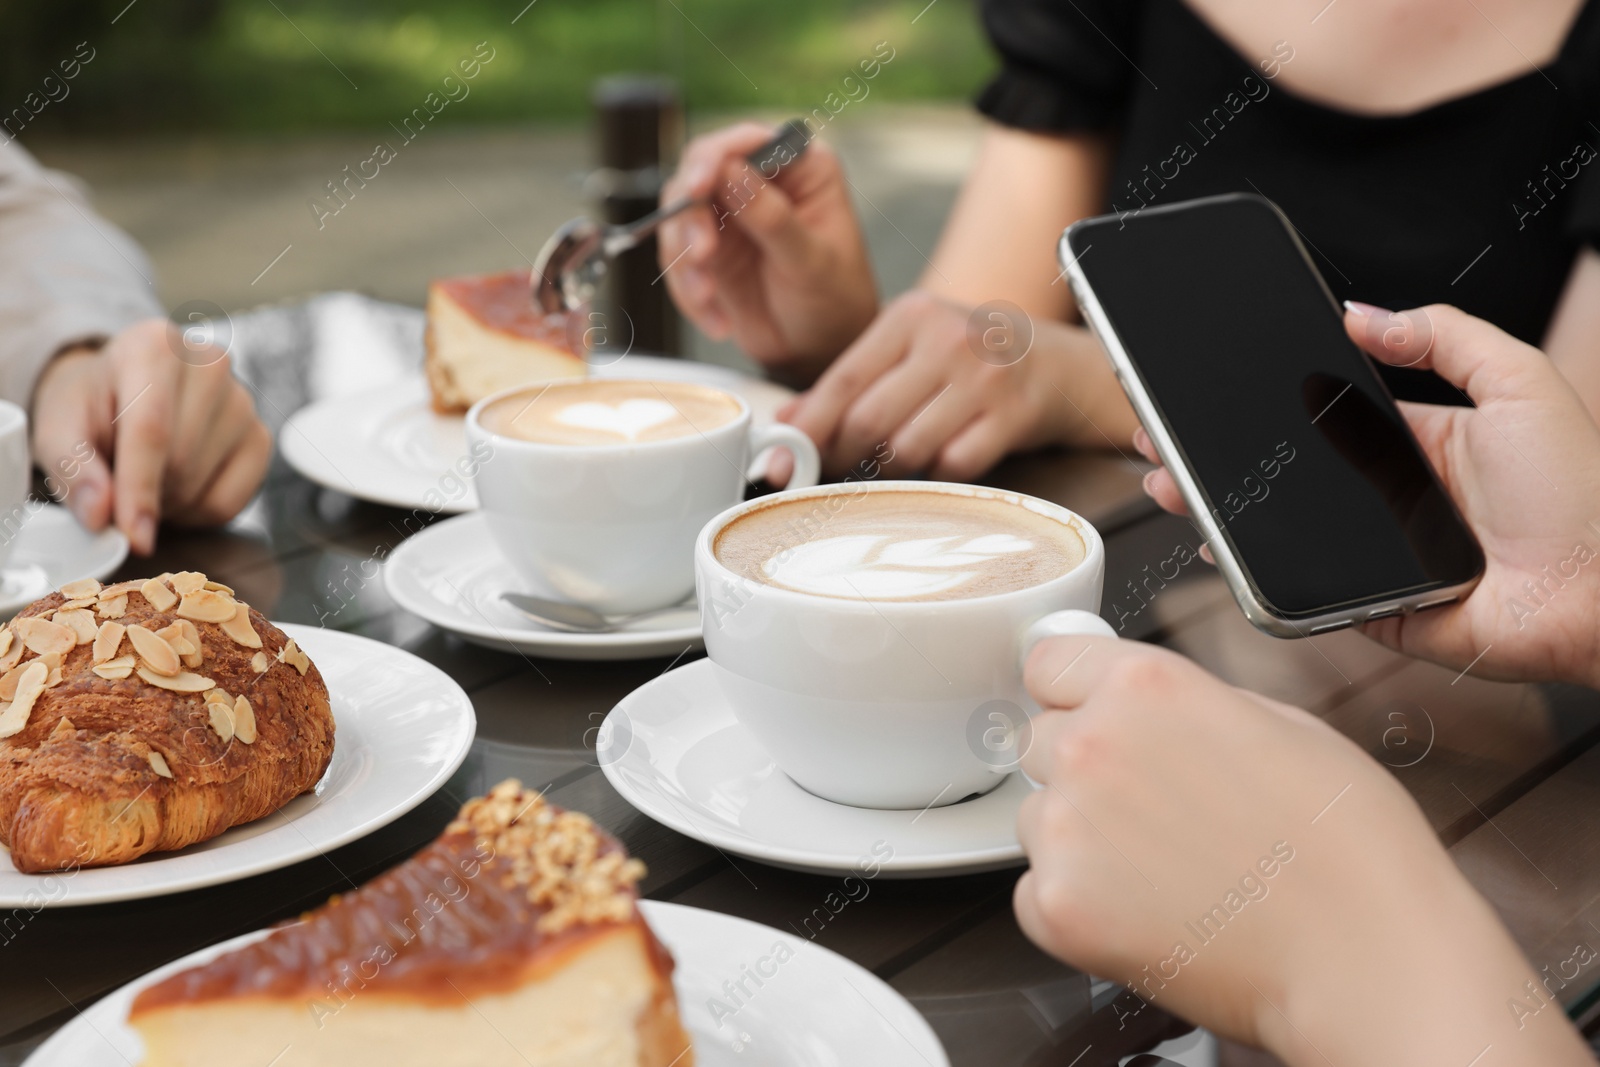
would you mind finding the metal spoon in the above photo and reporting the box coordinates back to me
[500,591,695,634]
[532,118,813,314]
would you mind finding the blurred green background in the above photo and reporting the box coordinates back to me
[1,0,992,133]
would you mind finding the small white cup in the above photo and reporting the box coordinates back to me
[468,380,820,615]
[695,480,1114,810]
[0,402,31,571]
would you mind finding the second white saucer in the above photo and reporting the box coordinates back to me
[601,659,1032,878]
[0,504,129,617]
[383,512,703,661]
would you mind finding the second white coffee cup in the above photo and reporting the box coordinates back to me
[469,378,821,615]
[696,480,1114,810]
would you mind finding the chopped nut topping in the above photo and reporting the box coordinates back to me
[446,780,643,934]
[170,571,208,596]
[148,750,173,778]
[96,595,128,619]
[140,578,178,612]
[0,662,49,739]
[127,625,181,677]
[17,616,75,656]
[220,604,262,648]
[135,666,217,693]
[176,589,236,624]
[251,651,270,673]
[53,609,97,646]
[60,578,101,599]
[92,655,136,680]
[208,699,235,743]
[233,695,257,744]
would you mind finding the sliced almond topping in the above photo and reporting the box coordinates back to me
[135,666,216,692]
[140,578,178,612]
[60,578,101,599]
[127,624,181,677]
[148,750,173,778]
[154,622,196,657]
[92,655,136,680]
[203,580,235,595]
[0,630,12,661]
[53,609,97,646]
[176,589,237,624]
[220,603,262,648]
[170,571,208,596]
[96,594,128,619]
[18,616,76,656]
[51,716,75,737]
[0,662,49,739]
[251,651,270,673]
[58,597,97,611]
[207,700,235,743]
[38,650,63,688]
[0,663,24,701]
[93,621,126,664]
[205,686,232,706]
[0,639,22,673]
[99,580,141,600]
[233,694,257,744]
[277,638,311,676]
[177,620,204,669]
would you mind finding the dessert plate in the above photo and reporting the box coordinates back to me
[383,511,703,661]
[280,355,796,513]
[0,504,128,617]
[24,900,948,1067]
[601,659,1032,877]
[0,624,475,907]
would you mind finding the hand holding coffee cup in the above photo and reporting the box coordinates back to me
[697,481,1113,809]
[469,378,820,615]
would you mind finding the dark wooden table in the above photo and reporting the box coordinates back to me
[4,345,1600,1066]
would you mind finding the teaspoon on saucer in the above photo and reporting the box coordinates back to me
[500,591,695,634]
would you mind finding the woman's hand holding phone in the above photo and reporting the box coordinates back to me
[1140,303,1600,688]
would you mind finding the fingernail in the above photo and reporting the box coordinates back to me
[73,484,102,526]
[132,514,156,555]
[1343,300,1386,317]
[1142,469,1160,495]
[1132,427,1150,453]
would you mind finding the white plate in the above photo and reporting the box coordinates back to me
[24,900,948,1067]
[383,512,703,661]
[602,659,1032,877]
[0,625,475,907]
[280,357,795,513]
[0,504,128,616]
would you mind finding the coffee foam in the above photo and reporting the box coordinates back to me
[714,488,1086,602]
[479,379,742,445]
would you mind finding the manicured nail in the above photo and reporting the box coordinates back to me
[1142,469,1160,496]
[1343,300,1386,317]
[1132,426,1150,454]
[132,513,156,555]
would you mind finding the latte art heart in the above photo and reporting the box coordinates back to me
[555,399,679,440]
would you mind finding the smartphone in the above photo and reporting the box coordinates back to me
[1059,193,1484,638]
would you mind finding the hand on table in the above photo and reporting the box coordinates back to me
[768,291,1121,483]
[658,122,878,385]
[1138,303,1600,689]
[30,318,273,555]
[1014,634,1592,1066]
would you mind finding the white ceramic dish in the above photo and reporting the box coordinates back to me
[23,900,949,1067]
[0,504,129,617]
[601,659,1033,877]
[0,624,476,907]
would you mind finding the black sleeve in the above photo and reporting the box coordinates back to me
[1560,0,1600,250]
[1571,156,1600,252]
[974,0,1144,132]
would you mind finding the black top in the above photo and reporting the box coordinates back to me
[977,0,1600,403]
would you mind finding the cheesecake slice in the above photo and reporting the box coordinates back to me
[424,269,587,413]
[130,781,693,1067]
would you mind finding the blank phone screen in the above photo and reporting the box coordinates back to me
[1070,194,1483,618]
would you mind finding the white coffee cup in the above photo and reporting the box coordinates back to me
[695,480,1114,810]
[0,402,31,571]
[468,379,820,615]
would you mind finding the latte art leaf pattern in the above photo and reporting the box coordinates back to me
[763,533,1035,599]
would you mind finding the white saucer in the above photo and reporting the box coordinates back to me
[280,356,795,513]
[24,899,947,1067]
[383,512,703,661]
[601,659,1032,877]
[0,504,128,617]
[0,624,475,907]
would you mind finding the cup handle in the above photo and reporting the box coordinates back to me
[1019,609,1116,673]
[748,422,821,488]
